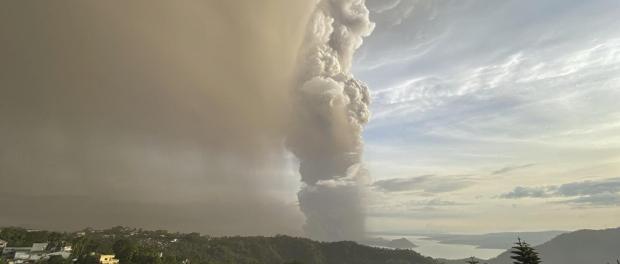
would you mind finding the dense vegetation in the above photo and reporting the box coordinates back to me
[0,227,439,264]
[459,240,541,264]
[486,227,620,264]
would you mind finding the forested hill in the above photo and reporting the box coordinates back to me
[0,227,439,264]
[487,227,620,264]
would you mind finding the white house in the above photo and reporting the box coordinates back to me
[3,243,49,263]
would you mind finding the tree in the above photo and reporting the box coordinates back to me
[465,257,480,264]
[76,254,100,264]
[113,238,138,263]
[46,232,64,252]
[0,227,27,246]
[510,238,541,264]
[45,255,72,264]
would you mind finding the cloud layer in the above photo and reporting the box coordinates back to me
[501,178,620,207]
[373,175,473,193]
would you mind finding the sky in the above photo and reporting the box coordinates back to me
[0,0,619,238]
[355,0,620,234]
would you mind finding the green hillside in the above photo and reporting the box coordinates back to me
[0,227,439,264]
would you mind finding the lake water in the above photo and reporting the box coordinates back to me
[381,235,505,260]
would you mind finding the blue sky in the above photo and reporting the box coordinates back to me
[354,0,620,233]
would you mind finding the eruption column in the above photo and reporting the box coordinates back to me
[287,0,375,241]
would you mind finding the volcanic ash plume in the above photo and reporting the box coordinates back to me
[287,0,375,241]
[0,0,314,235]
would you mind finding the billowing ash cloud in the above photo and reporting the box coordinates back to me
[287,0,375,241]
[0,0,315,235]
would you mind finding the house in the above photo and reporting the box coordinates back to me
[2,243,48,263]
[47,251,72,260]
[62,245,72,252]
[30,243,47,252]
[2,246,32,259]
[47,243,72,260]
[0,239,7,249]
[99,254,120,264]
[55,244,72,259]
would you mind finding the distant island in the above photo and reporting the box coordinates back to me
[360,237,417,249]
[420,231,567,249]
